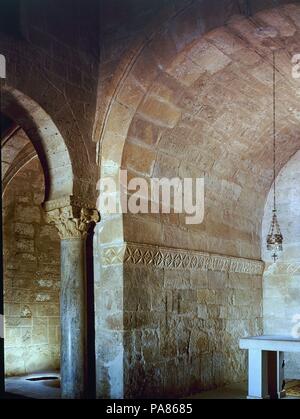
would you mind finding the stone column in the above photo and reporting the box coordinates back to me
[45,203,99,399]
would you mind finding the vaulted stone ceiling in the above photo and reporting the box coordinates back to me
[1,127,37,194]
[99,2,300,260]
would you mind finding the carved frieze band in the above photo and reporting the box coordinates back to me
[101,242,264,275]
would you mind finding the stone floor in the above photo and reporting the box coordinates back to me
[5,372,61,399]
[4,375,300,399]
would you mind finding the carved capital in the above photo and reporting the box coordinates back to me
[45,205,100,240]
[100,242,265,275]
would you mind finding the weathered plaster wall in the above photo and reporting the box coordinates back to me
[96,242,263,398]
[262,150,300,379]
[119,2,300,260]
[3,157,60,376]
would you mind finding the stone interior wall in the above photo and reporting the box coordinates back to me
[262,150,300,379]
[3,157,60,376]
[96,242,263,398]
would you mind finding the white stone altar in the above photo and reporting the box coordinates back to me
[240,335,300,399]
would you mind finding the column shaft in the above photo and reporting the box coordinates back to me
[60,238,87,398]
